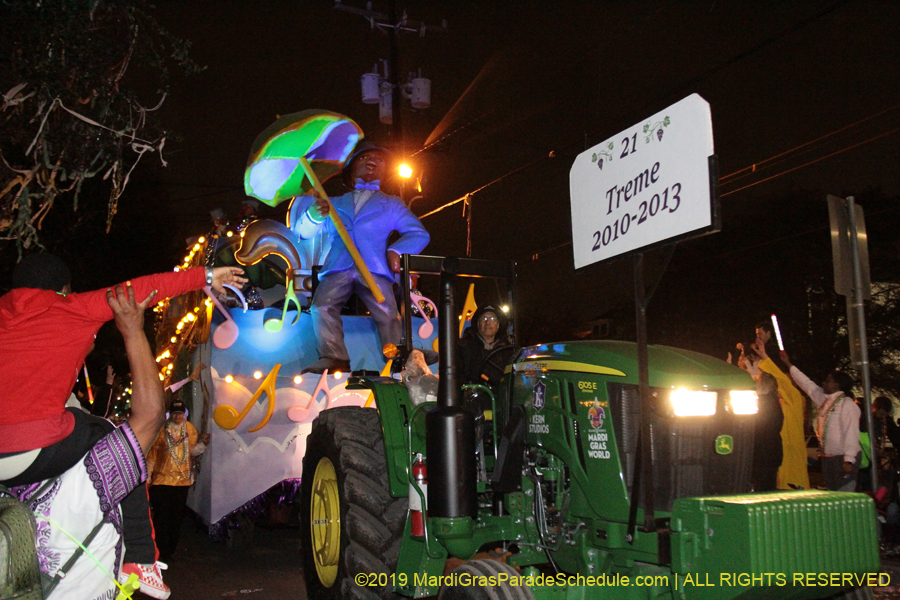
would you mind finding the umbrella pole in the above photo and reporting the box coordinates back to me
[298,157,386,304]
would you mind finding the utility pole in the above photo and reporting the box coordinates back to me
[387,0,402,154]
[827,194,875,489]
[335,0,445,146]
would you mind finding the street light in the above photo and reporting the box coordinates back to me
[398,163,413,179]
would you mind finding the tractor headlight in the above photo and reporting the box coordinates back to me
[729,390,759,415]
[669,388,717,416]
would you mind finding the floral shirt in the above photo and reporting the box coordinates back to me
[12,422,146,600]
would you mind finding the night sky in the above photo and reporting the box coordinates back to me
[23,1,900,366]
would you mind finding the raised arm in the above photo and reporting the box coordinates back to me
[781,351,826,407]
[77,266,247,322]
[108,283,166,455]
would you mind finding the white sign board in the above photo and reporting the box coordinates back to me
[570,94,717,269]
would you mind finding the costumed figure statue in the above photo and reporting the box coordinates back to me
[290,141,430,373]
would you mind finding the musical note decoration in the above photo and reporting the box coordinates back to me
[459,283,477,337]
[223,284,248,312]
[264,279,302,332]
[287,369,333,423]
[410,291,438,339]
[214,364,281,432]
[204,286,240,349]
[166,377,190,394]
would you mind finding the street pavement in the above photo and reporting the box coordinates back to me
[155,512,900,600]
[161,517,307,600]
[878,551,900,600]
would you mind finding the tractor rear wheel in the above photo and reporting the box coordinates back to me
[300,407,407,600]
[438,560,535,600]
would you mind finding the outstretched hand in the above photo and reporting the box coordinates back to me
[734,343,749,372]
[780,350,793,369]
[211,267,248,294]
[751,340,769,360]
[107,283,156,337]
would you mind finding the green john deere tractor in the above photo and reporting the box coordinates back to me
[299,255,879,600]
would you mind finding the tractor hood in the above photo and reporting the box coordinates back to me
[513,340,754,391]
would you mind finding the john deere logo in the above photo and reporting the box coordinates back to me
[715,435,734,455]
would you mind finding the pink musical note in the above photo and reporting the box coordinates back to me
[166,377,190,393]
[287,370,333,423]
[204,286,239,349]
[410,291,438,339]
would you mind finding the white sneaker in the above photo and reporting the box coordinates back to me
[118,561,171,599]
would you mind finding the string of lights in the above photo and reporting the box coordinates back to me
[153,235,214,384]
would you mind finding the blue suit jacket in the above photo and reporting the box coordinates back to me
[290,191,430,278]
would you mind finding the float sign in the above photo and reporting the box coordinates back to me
[570,94,718,269]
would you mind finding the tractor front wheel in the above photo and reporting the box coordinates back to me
[300,407,407,600]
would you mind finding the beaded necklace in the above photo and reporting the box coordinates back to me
[165,422,190,466]
[815,395,845,451]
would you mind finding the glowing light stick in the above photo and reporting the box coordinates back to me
[770,314,785,351]
[83,365,94,404]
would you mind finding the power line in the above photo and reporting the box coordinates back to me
[512,123,900,264]
[417,152,554,219]
[687,204,900,266]
[720,125,900,197]
[720,101,900,185]
[416,1,850,220]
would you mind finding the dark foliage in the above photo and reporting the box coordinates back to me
[0,0,201,253]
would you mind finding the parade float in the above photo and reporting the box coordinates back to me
[151,111,444,528]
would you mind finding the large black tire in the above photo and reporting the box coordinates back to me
[438,560,535,600]
[300,407,407,600]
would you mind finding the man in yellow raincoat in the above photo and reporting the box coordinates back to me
[755,322,810,490]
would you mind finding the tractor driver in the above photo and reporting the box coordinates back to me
[459,305,513,387]
[292,141,430,374]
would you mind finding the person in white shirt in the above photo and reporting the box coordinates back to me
[781,351,860,491]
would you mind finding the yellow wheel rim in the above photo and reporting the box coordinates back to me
[310,457,340,587]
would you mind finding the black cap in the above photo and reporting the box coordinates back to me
[469,304,508,337]
[341,140,394,187]
[169,400,187,414]
[12,253,72,291]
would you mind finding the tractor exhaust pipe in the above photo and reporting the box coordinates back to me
[437,257,461,409]
[426,257,477,519]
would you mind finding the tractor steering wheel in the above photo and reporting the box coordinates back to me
[478,344,522,385]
